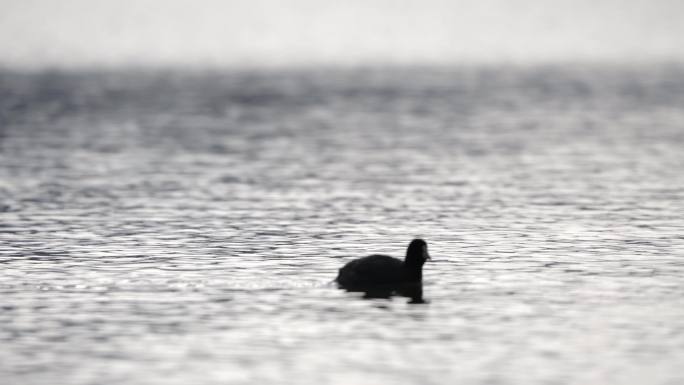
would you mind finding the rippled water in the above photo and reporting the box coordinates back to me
[1,65,684,385]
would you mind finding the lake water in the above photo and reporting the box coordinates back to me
[1,65,684,385]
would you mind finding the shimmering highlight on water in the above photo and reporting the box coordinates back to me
[1,66,684,385]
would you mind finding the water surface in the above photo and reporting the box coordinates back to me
[1,65,684,385]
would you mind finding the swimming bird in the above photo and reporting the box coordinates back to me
[336,239,430,293]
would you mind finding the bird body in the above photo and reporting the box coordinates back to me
[335,239,430,293]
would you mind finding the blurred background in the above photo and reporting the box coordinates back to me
[2,0,684,68]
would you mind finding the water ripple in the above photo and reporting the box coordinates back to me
[1,66,684,385]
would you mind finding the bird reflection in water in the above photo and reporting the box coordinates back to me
[349,282,427,304]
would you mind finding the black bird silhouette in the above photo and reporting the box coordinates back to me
[336,239,430,301]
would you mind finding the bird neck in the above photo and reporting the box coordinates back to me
[402,258,424,281]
